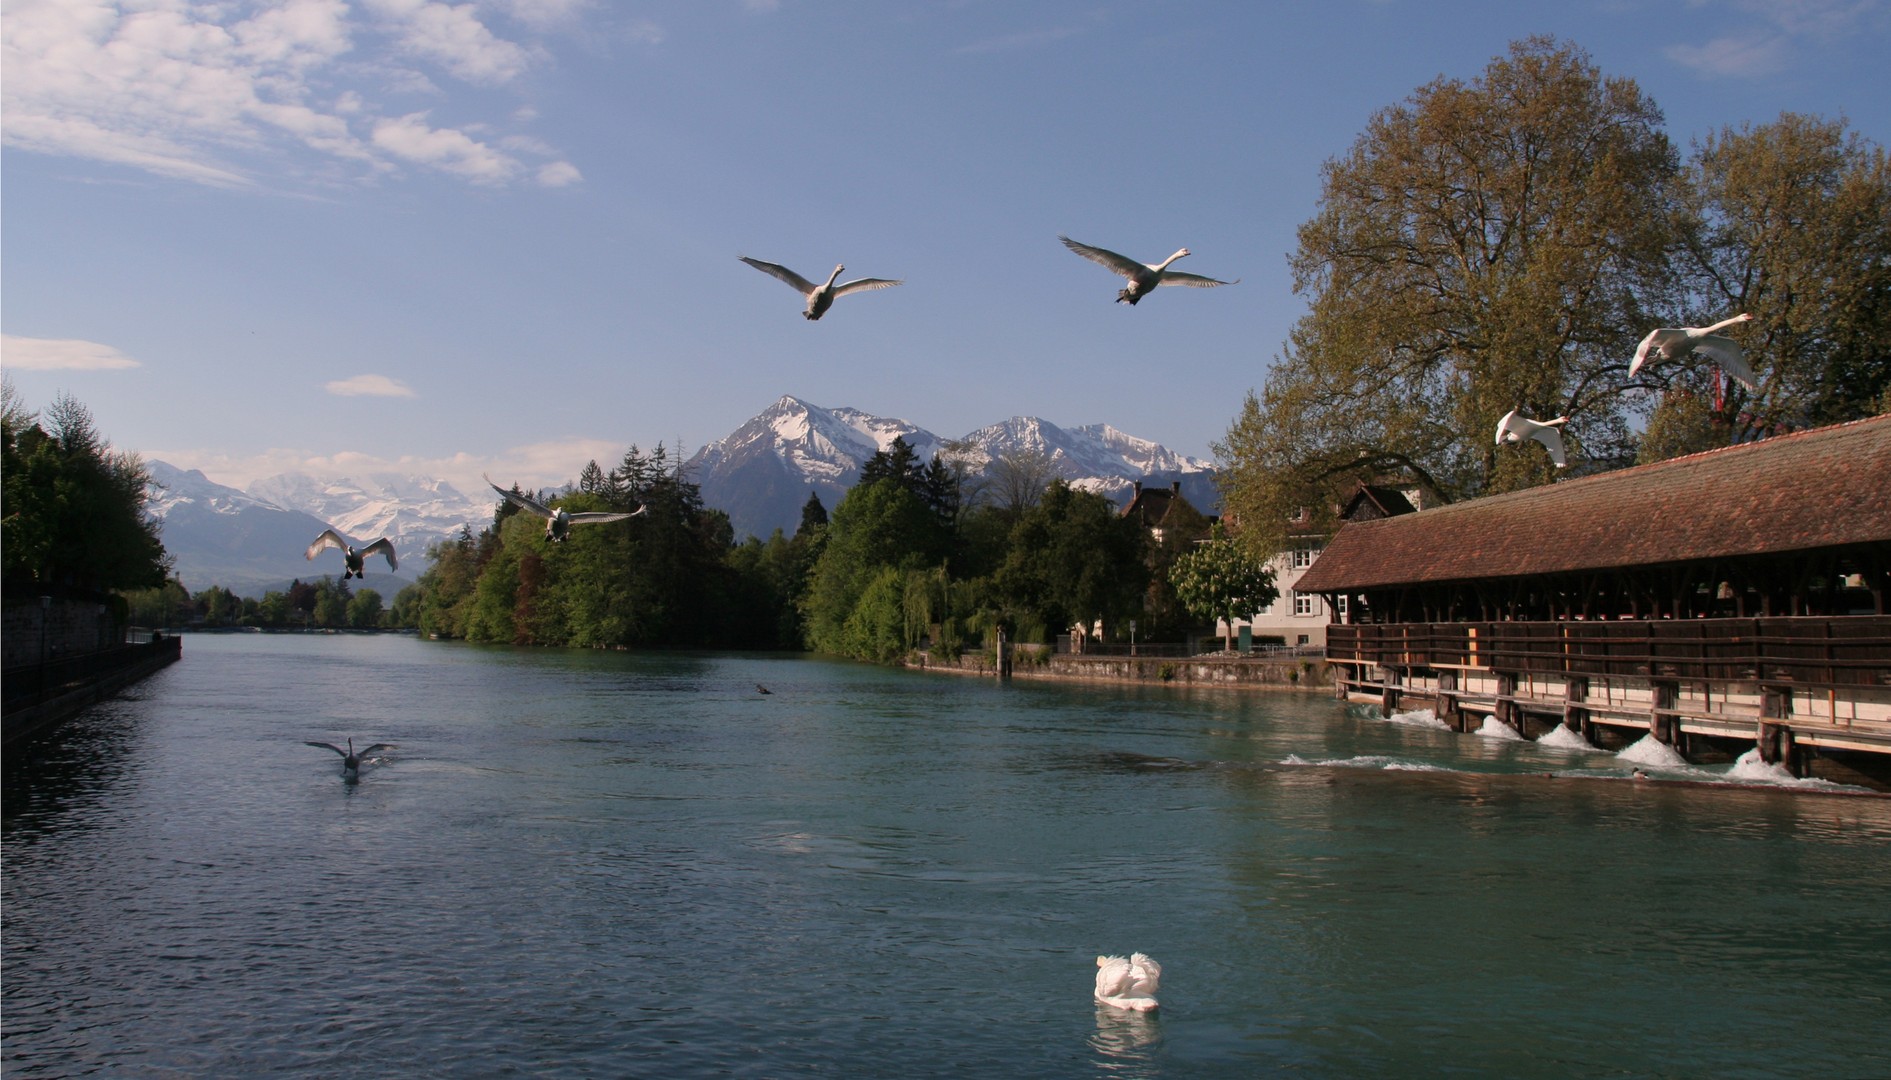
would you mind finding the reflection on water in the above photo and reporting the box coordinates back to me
[1091,1007,1163,1074]
[4,633,1890,1078]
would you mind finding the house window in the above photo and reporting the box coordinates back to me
[1294,592,1316,616]
[1290,545,1318,569]
[1335,595,1349,620]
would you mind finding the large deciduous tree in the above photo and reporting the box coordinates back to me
[1648,112,1891,451]
[1218,37,1680,557]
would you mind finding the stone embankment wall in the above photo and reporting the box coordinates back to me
[909,649,1333,691]
[2,598,119,668]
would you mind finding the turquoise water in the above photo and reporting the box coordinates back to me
[5,633,1888,1077]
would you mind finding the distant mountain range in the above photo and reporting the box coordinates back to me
[685,396,1218,540]
[145,461,484,597]
[147,396,1219,596]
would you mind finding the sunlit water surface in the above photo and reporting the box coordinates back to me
[5,633,1889,1078]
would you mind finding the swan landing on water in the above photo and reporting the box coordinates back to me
[306,737,393,778]
[1095,952,1162,1011]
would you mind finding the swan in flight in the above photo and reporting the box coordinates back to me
[1094,952,1162,1011]
[1059,236,1237,305]
[1629,313,1758,390]
[1495,409,1569,468]
[306,737,393,778]
[305,529,397,579]
[738,257,903,321]
[484,474,645,542]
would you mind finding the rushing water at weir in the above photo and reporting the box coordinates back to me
[5,633,1889,1078]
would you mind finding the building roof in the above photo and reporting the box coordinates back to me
[1121,481,1194,528]
[1341,483,1419,521]
[1295,414,1891,593]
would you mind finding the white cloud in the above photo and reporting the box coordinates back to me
[536,160,583,187]
[1,335,142,370]
[372,111,518,183]
[0,0,580,189]
[362,0,531,85]
[326,373,417,397]
[1664,34,1789,77]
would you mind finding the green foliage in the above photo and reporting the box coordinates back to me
[992,480,1149,642]
[803,478,944,655]
[1170,529,1280,651]
[4,384,169,592]
[1667,112,1891,442]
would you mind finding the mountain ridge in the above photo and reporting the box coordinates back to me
[146,397,1220,593]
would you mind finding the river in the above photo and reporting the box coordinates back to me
[4,632,1888,1077]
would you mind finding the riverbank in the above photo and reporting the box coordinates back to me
[2,635,182,747]
[907,647,1334,691]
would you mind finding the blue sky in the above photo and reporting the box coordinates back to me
[5,0,1887,498]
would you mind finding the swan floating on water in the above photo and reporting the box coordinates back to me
[738,257,903,321]
[306,737,392,778]
[1629,313,1758,390]
[484,474,645,542]
[305,529,397,579]
[1495,409,1569,468]
[1095,952,1162,1011]
[1059,236,1237,305]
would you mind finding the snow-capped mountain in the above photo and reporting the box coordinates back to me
[688,396,1217,540]
[246,471,486,560]
[144,461,409,597]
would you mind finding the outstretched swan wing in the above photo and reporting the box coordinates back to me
[485,474,553,519]
[357,743,394,756]
[831,277,904,298]
[1059,236,1145,278]
[1159,271,1237,289]
[739,257,818,295]
[305,529,348,561]
[359,537,399,571]
[565,511,640,525]
[305,741,347,757]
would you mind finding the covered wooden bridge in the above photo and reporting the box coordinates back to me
[1296,415,1891,787]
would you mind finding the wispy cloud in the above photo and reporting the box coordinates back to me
[0,0,581,189]
[326,374,416,397]
[2,335,142,371]
[1666,0,1887,77]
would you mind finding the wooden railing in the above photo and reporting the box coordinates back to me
[1327,617,1891,688]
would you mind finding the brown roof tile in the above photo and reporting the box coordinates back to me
[1295,414,1891,592]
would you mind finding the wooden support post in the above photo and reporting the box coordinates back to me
[1496,671,1518,734]
[1562,675,1589,732]
[1380,665,1402,717]
[1437,668,1461,728]
[1650,680,1677,745]
[1757,684,1800,775]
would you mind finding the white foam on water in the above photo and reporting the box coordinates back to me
[1474,717,1524,741]
[1280,754,1444,772]
[1535,724,1598,752]
[1617,734,1691,768]
[1724,748,1856,791]
[1385,707,1451,730]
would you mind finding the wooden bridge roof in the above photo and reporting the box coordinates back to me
[1294,414,1891,593]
